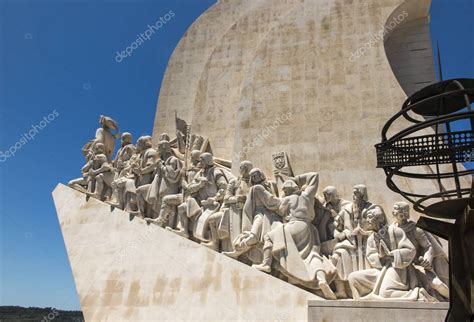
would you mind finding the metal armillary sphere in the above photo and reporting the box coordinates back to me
[375,78,474,322]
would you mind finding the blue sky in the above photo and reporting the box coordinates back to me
[0,0,472,311]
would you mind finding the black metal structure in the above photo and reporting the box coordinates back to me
[375,78,474,322]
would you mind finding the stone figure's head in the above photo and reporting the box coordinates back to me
[136,136,153,151]
[99,115,119,131]
[199,152,214,169]
[239,160,253,178]
[352,184,368,202]
[366,207,387,232]
[249,168,266,185]
[323,186,338,204]
[157,140,171,157]
[392,202,410,225]
[121,132,132,145]
[94,142,105,155]
[282,180,300,196]
[190,150,201,166]
[158,133,170,142]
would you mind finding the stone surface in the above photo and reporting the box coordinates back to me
[53,184,321,321]
[151,0,458,225]
[308,300,449,322]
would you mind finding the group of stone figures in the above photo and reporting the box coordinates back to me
[69,116,450,302]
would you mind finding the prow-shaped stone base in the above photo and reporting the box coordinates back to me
[53,184,320,321]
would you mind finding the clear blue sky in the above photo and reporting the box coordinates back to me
[0,0,472,311]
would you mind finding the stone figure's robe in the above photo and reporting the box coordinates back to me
[396,220,449,299]
[218,177,250,252]
[146,155,182,213]
[241,184,282,243]
[266,173,337,289]
[340,201,381,271]
[189,166,230,241]
[348,225,435,302]
[95,127,116,161]
[332,227,357,281]
[113,143,135,178]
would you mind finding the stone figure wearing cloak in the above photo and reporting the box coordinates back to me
[112,132,135,178]
[339,184,381,272]
[392,202,449,300]
[253,173,338,300]
[208,160,253,255]
[87,153,115,201]
[165,150,202,238]
[331,212,357,299]
[229,168,282,262]
[314,186,350,243]
[144,140,182,225]
[133,136,159,218]
[93,115,119,161]
[348,208,437,302]
[68,142,106,192]
[185,153,231,247]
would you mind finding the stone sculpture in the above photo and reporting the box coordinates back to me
[348,207,436,302]
[392,202,450,300]
[69,118,446,303]
[339,185,382,271]
[253,173,338,300]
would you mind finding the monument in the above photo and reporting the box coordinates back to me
[53,0,473,321]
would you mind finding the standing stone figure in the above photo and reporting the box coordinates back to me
[208,160,253,255]
[145,140,183,226]
[166,150,203,238]
[93,115,120,161]
[348,208,436,302]
[186,153,231,248]
[339,184,381,271]
[253,173,338,300]
[112,132,135,177]
[392,201,449,300]
[134,136,159,218]
[111,147,141,211]
[314,186,350,242]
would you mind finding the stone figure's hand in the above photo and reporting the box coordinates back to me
[227,196,237,204]
[236,195,246,203]
[418,256,432,271]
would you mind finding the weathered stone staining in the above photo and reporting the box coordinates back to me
[69,118,449,302]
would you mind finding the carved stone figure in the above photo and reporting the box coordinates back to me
[69,142,106,192]
[314,186,350,243]
[134,136,159,217]
[165,150,203,238]
[330,213,357,299]
[339,184,382,271]
[110,147,141,211]
[207,160,253,255]
[112,132,135,176]
[94,115,119,161]
[348,208,436,302]
[253,173,338,300]
[392,201,449,300]
[185,153,231,248]
[230,168,282,261]
[144,140,183,226]
[88,153,115,201]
